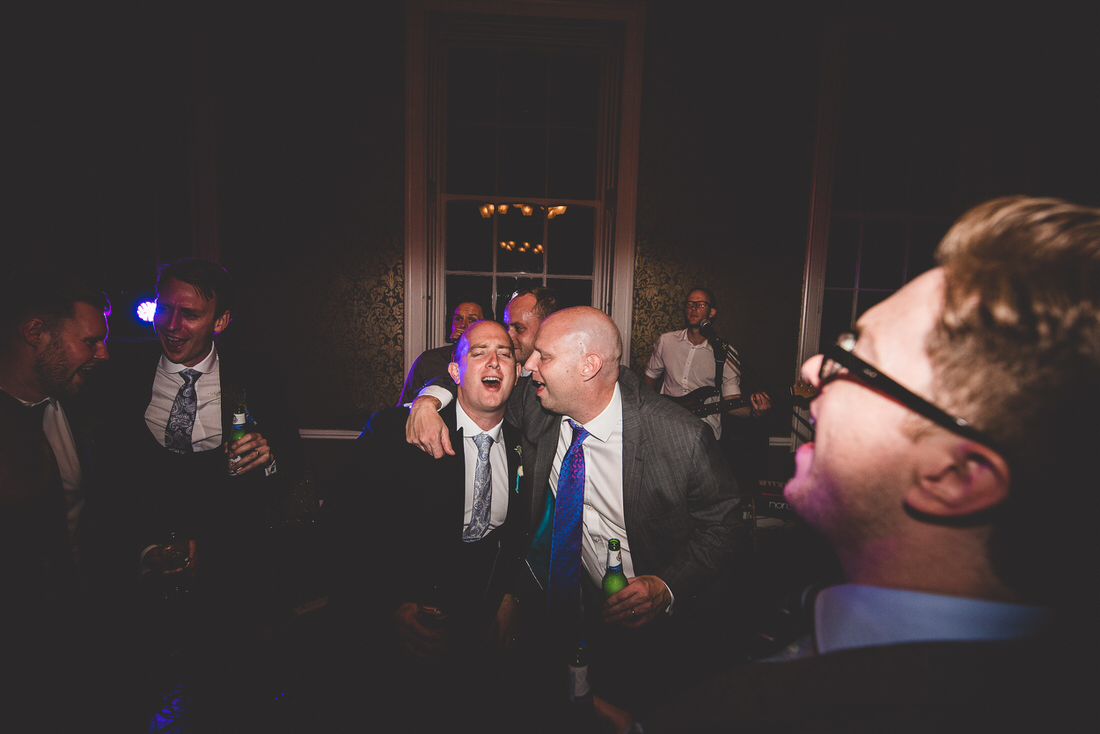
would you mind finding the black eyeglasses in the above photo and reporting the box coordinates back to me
[683,300,711,310]
[820,332,996,448]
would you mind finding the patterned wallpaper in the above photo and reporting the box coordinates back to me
[630,236,715,377]
[291,234,406,430]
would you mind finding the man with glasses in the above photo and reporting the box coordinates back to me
[631,197,1094,731]
[644,288,770,488]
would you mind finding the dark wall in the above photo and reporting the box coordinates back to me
[631,2,820,409]
[4,1,1099,434]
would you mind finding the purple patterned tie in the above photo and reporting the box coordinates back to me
[548,420,589,613]
[164,369,200,454]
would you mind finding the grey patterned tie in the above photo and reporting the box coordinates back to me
[463,432,493,542]
[164,369,201,454]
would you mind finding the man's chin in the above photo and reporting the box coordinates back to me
[783,441,815,504]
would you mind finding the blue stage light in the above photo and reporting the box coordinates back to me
[137,301,157,322]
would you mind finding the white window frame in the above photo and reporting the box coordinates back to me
[404,0,644,372]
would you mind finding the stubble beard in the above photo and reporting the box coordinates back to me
[32,338,80,398]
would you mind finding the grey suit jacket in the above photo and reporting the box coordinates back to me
[509,367,742,607]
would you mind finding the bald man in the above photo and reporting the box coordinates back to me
[408,306,741,715]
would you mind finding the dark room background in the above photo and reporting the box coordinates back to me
[4,1,1098,472]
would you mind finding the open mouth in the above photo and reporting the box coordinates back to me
[482,376,501,389]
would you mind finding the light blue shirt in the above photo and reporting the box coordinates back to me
[770,584,1052,660]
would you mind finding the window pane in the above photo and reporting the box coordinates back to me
[446,274,494,321]
[499,51,548,127]
[446,201,494,271]
[548,278,592,309]
[907,219,947,281]
[499,124,546,198]
[549,53,599,128]
[548,126,597,200]
[448,47,498,125]
[498,205,546,274]
[854,289,890,321]
[825,217,860,288]
[447,122,496,195]
[820,289,855,353]
[547,205,594,275]
[860,219,907,290]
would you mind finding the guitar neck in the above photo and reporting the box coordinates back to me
[665,381,817,418]
[688,396,748,418]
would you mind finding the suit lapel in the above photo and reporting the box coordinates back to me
[440,404,467,539]
[217,346,242,438]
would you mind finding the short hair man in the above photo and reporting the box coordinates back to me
[644,288,771,489]
[396,298,486,405]
[334,319,523,727]
[408,286,560,455]
[408,306,740,715]
[0,270,110,623]
[637,197,1098,731]
[96,259,302,613]
[504,286,558,367]
[645,288,770,435]
[0,272,151,734]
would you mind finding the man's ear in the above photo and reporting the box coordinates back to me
[708,307,717,321]
[213,311,232,335]
[22,318,48,348]
[906,438,1010,518]
[447,361,461,385]
[581,351,603,381]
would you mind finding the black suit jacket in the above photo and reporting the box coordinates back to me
[0,390,76,625]
[437,367,740,611]
[642,634,1083,733]
[332,402,524,633]
[86,339,303,559]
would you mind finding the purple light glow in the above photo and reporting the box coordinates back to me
[137,301,157,322]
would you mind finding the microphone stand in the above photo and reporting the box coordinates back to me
[697,319,815,438]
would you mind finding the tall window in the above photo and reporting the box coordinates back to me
[405,1,644,367]
[796,34,963,444]
[444,46,600,318]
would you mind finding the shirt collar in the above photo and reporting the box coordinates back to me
[565,382,621,444]
[676,328,711,348]
[814,583,1053,654]
[157,342,219,376]
[455,399,504,443]
[0,385,53,408]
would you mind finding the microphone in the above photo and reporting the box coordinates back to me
[698,318,720,342]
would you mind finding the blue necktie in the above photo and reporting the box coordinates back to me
[463,432,493,541]
[548,420,589,613]
[164,369,201,454]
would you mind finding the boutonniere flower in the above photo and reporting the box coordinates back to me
[514,445,524,488]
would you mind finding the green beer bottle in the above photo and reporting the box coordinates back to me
[227,405,249,476]
[602,538,628,598]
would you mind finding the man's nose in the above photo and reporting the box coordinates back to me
[96,342,109,361]
[801,354,824,387]
[524,354,537,373]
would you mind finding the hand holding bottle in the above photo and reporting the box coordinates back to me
[392,602,449,660]
[603,575,672,628]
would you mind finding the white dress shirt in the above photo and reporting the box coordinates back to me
[548,383,633,588]
[645,329,741,439]
[454,401,509,535]
[145,343,223,450]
